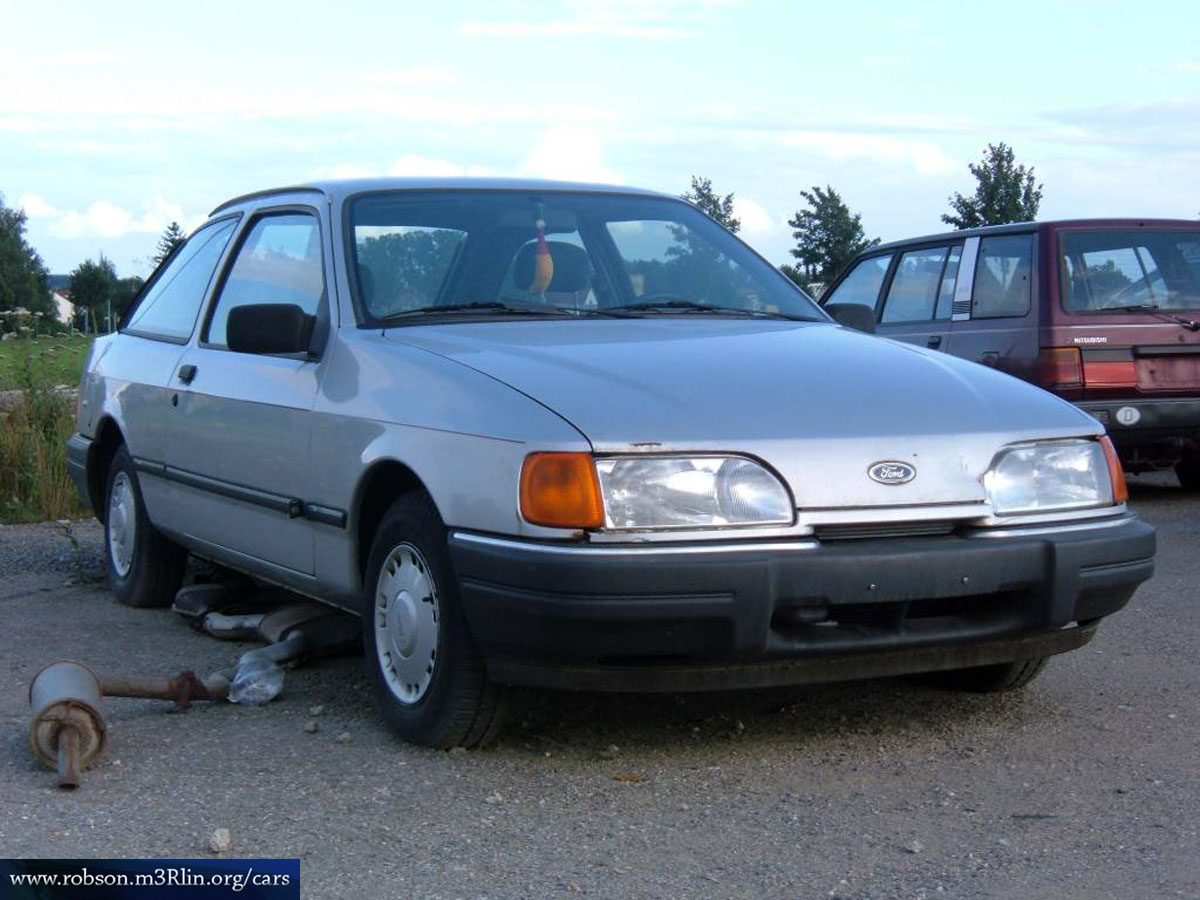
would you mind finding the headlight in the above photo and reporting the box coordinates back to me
[983,439,1114,516]
[595,456,793,530]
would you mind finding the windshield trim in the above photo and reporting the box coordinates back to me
[342,187,827,330]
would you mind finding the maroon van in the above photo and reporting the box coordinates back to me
[820,219,1200,488]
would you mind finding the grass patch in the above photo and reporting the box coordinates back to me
[0,335,94,523]
[0,333,96,391]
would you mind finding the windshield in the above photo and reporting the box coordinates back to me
[1061,229,1200,312]
[347,191,821,324]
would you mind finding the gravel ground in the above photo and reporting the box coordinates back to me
[1,475,1196,899]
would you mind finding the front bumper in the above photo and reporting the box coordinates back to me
[448,515,1155,692]
[66,433,93,512]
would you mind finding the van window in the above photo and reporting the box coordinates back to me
[881,247,951,323]
[823,255,892,310]
[1062,230,1200,312]
[973,234,1032,318]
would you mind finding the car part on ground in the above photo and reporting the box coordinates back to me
[27,592,359,788]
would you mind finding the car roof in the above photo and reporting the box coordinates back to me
[867,218,1200,254]
[210,177,674,216]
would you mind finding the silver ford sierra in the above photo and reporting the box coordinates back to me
[67,178,1156,747]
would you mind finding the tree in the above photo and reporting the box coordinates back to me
[681,176,740,233]
[942,142,1043,229]
[0,194,53,326]
[787,186,878,288]
[153,221,187,267]
[69,255,118,333]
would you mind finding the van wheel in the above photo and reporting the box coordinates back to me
[362,492,505,748]
[1176,455,1200,492]
[104,445,187,608]
[934,657,1048,693]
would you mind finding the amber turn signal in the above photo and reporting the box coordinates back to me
[1099,436,1128,505]
[520,453,605,529]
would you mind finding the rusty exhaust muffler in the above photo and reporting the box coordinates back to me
[28,660,232,789]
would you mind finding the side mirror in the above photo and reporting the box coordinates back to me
[826,303,877,334]
[226,304,316,355]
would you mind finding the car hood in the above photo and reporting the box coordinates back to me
[388,320,1100,511]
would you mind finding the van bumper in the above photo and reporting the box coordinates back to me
[448,515,1156,692]
[1080,398,1200,454]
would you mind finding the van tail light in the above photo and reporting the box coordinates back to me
[1038,347,1082,389]
[1099,436,1128,505]
[1083,359,1138,388]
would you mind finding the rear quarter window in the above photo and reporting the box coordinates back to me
[972,234,1032,318]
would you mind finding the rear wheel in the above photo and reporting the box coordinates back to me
[1176,454,1200,492]
[933,657,1049,693]
[104,445,187,608]
[362,492,504,748]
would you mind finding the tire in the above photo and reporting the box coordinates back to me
[362,492,505,748]
[1176,455,1200,492]
[933,657,1049,694]
[104,444,187,608]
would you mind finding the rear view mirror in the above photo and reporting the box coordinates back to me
[826,303,877,334]
[226,304,316,355]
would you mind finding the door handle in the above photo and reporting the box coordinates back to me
[178,364,197,384]
[926,335,942,349]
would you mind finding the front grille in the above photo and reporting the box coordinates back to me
[813,521,958,542]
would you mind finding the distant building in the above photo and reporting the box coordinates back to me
[50,289,73,324]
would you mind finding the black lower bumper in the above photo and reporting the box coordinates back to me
[449,516,1155,692]
[1079,398,1200,458]
[66,433,93,512]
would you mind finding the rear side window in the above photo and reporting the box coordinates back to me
[206,213,326,349]
[823,255,892,310]
[124,219,237,341]
[972,234,1033,318]
[881,247,952,323]
[1062,229,1200,312]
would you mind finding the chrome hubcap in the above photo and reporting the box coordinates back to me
[107,471,136,577]
[374,543,439,705]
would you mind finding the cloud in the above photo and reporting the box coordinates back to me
[1165,59,1200,74]
[519,125,622,183]
[46,196,189,239]
[776,131,956,176]
[462,0,741,39]
[327,163,376,180]
[358,66,458,87]
[18,193,56,218]
[731,197,778,237]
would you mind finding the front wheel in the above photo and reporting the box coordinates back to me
[362,492,504,748]
[104,444,187,607]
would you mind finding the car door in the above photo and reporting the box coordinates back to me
[943,232,1037,380]
[874,243,961,352]
[111,216,240,528]
[165,206,331,579]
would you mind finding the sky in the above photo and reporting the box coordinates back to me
[3,0,1198,277]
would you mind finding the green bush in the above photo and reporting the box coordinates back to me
[0,348,90,523]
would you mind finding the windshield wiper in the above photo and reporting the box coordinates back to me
[1107,304,1200,331]
[379,301,573,321]
[608,299,808,320]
